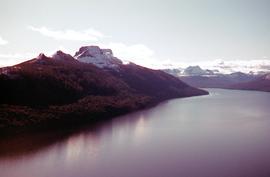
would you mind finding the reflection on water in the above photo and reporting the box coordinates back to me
[65,133,99,163]
[1,89,270,177]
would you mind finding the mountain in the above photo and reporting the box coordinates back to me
[164,66,219,77]
[74,46,122,69]
[164,65,270,92]
[0,47,208,130]
[0,52,129,107]
[180,72,258,88]
[229,73,270,92]
[109,63,206,99]
[183,66,215,76]
[163,68,184,77]
[164,66,259,89]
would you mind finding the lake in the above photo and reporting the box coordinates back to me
[1,89,270,177]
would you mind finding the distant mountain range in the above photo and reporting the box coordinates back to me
[163,66,270,92]
[0,46,207,130]
[229,73,270,92]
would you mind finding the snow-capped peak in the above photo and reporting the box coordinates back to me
[74,46,122,69]
[183,66,215,76]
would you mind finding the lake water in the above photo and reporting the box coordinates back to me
[1,89,270,177]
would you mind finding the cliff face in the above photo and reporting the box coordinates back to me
[0,48,208,130]
[74,46,122,69]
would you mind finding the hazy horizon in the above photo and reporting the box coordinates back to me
[0,0,270,71]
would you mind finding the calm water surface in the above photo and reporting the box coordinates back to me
[1,89,270,177]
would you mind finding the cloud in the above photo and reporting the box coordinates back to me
[99,42,159,67]
[210,59,270,74]
[107,43,154,60]
[164,59,270,74]
[28,26,105,41]
[0,36,8,45]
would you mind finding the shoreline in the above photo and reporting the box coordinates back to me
[0,91,208,137]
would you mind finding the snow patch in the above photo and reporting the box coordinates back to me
[74,46,123,69]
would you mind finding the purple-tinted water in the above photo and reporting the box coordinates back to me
[1,89,270,177]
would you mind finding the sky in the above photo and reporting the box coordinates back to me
[0,0,270,72]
